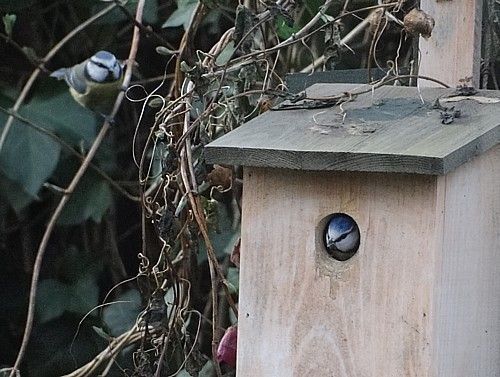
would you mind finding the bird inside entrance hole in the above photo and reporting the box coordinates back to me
[50,50,123,115]
[324,213,360,261]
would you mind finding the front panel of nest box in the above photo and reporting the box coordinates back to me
[237,168,441,377]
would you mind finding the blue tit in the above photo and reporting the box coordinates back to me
[50,50,123,115]
[324,213,360,261]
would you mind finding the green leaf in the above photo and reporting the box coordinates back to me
[59,245,104,282]
[0,117,61,198]
[36,248,102,323]
[177,361,215,377]
[0,170,36,211]
[19,81,98,145]
[26,316,106,377]
[21,46,39,62]
[36,273,99,323]
[2,13,16,37]
[162,0,198,30]
[102,289,142,336]
[0,80,100,211]
[36,279,69,323]
[92,326,112,341]
[67,274,100,314]
[156,46,177,56]
[226,267,239,295]
[57,170,112,225]
[199,361,216,377]
[215,41,236,66]
[275,14,299,40]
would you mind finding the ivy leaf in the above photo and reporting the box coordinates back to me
[36,279,69,323]
[0,170,36,211]
[226,267,239,295]
[162,0,198,30]
[2,14,16,37]
[0,81,99,211]
[67,274,100,315]
[102,289,142,336]
[199,361,215,377]
[275,14,299,40]
[26,316,105,377]
[36,274,99,323]
[177,361,215,377]
[57,170,112,225]
[156,46,177,56]
[21,46,39,63]
[92,326,112,341]
[215,41,236,66]
[19,81,98,145]
[0,117,61,198]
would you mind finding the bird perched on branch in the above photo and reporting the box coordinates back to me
[50,50,123,115]
[325,213,360,261]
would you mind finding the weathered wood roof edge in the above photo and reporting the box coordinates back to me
[205,147,449,175]
[205,84,500,175]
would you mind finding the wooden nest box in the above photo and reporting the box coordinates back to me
[206,84,500,376]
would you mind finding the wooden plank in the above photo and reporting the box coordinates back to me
[419,1,482,87]
[285,68,398,93]
[238,168,441,376]
[434,144,500,375]
[206,84,500,174]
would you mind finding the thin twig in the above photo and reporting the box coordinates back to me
[8,1,144,375]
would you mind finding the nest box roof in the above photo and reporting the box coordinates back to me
[205,83,500,175]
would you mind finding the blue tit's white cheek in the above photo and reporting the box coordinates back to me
[326,228,338,243]
[335,231,358,253]
[86,62,110,83]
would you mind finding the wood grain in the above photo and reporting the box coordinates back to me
[237,145,499,376]
[206,84,500,174]
[434,144,500,375]
[239,169,440,376]
[419,0,482,87]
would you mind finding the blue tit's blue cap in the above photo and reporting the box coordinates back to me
[91,50,117,65]
[329,214,355,233]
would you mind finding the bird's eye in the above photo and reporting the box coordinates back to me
[323,213,360,261]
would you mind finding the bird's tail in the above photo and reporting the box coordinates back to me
[50,68,68,80]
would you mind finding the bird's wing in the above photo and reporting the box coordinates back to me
[50,62,88,94]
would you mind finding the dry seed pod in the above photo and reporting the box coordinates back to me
[403,8,435,39]
[207,164,232,190]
